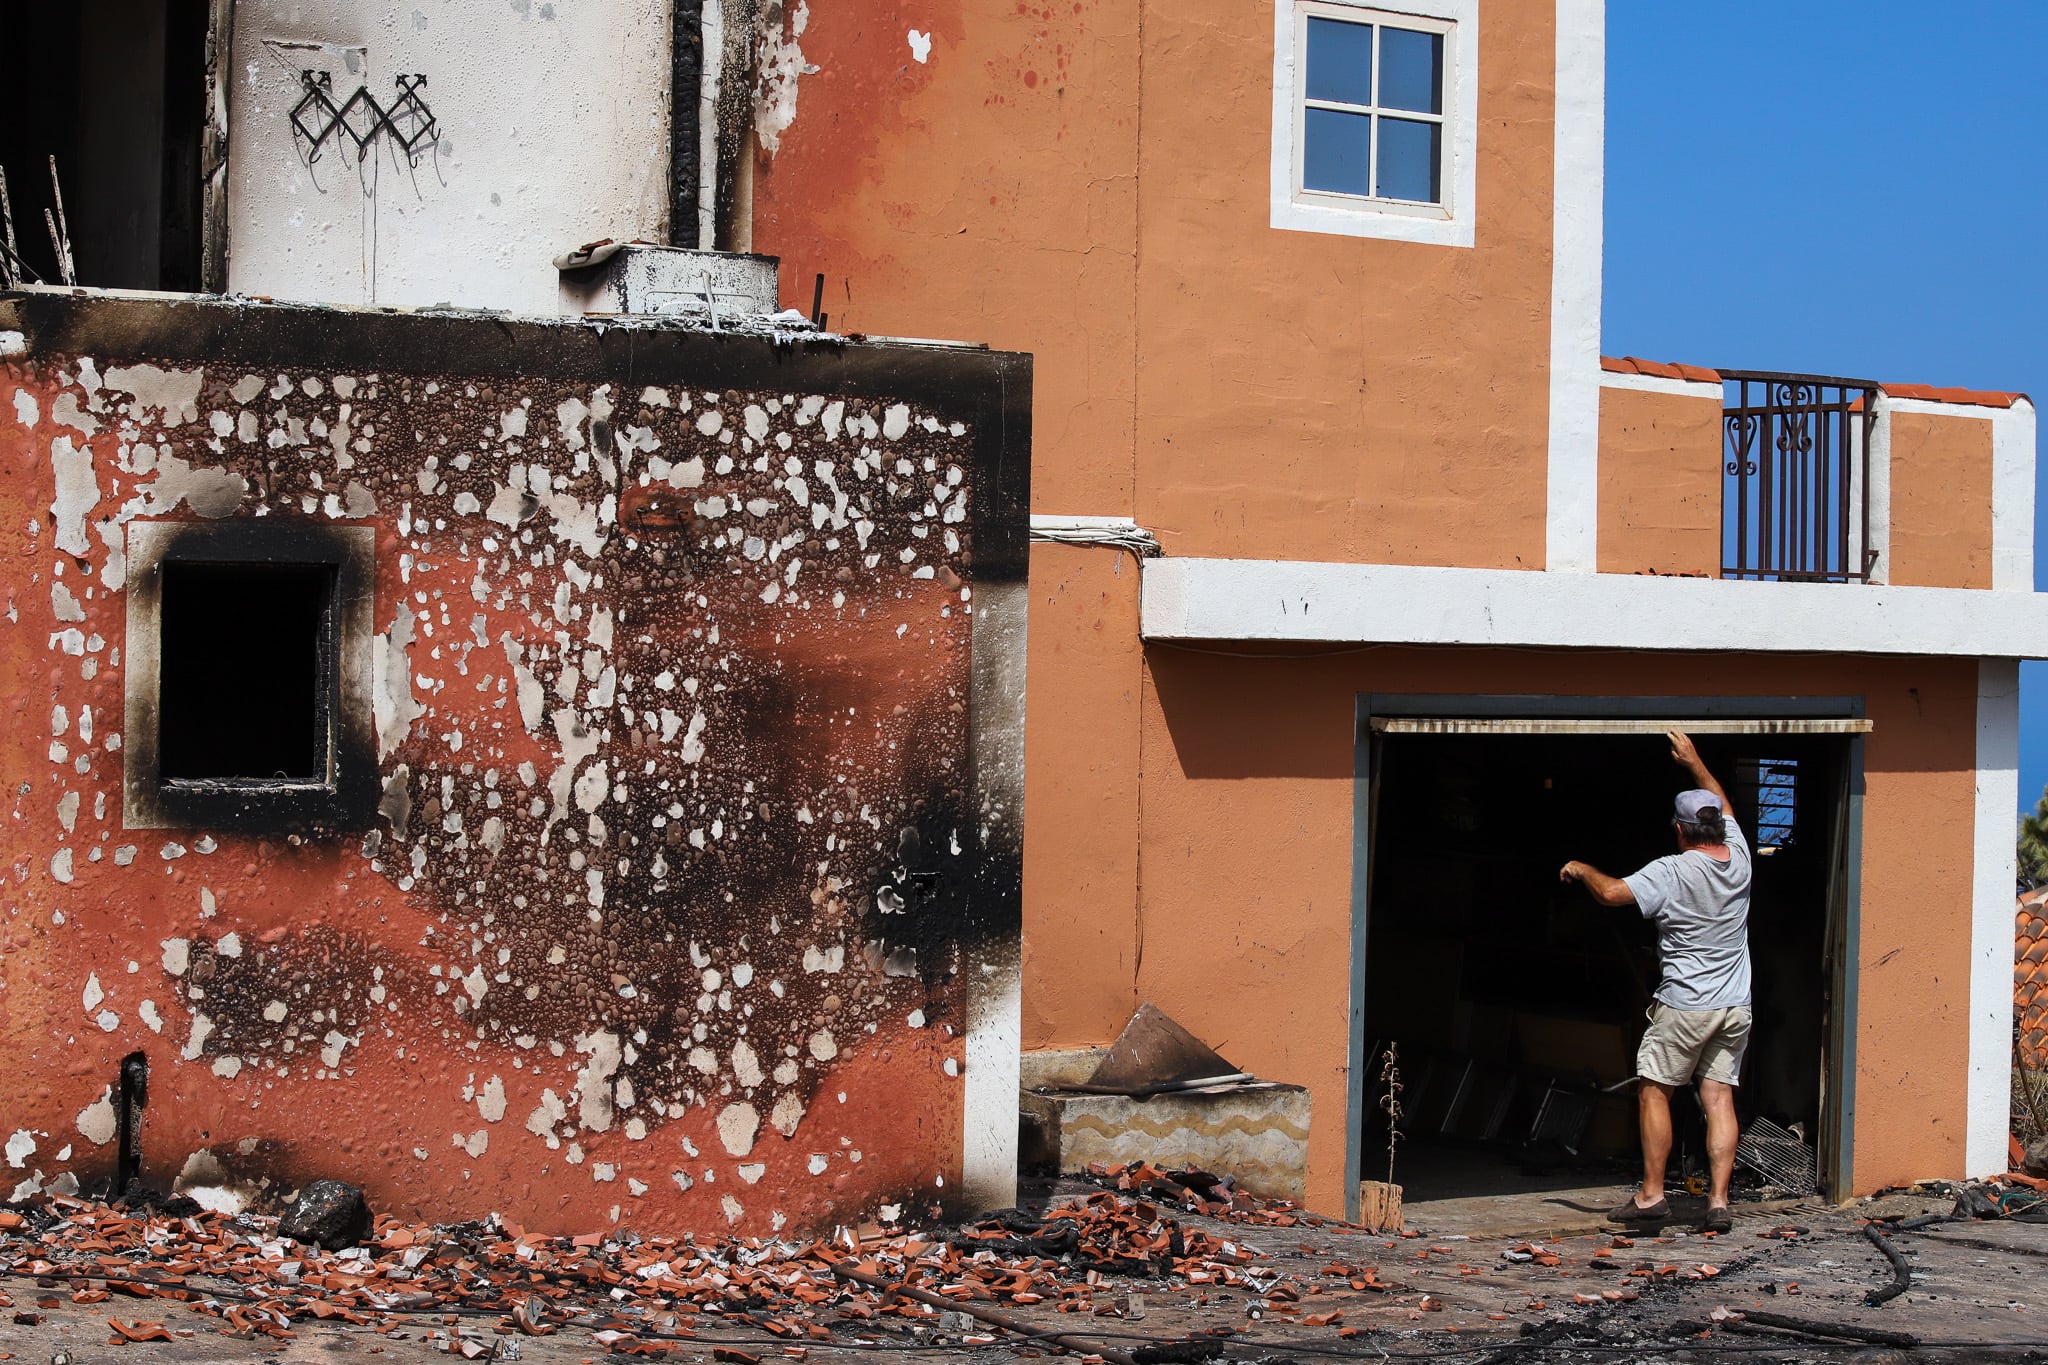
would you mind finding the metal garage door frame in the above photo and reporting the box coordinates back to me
[1346,694,1867,1222]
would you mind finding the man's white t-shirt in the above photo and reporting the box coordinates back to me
[1622,816,1753,1011]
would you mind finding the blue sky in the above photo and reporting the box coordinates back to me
[1602,3,2048,816]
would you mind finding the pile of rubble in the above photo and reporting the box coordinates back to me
[0,1164,1333,1359]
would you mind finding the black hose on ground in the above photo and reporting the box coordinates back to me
[1861,1222,1912,1306]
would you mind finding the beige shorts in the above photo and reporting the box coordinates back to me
[1636,1003,1751,1087]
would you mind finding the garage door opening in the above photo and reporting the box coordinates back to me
[1357,723,1854,1212]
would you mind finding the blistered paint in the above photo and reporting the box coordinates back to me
[754,2,816,155]
[0,295,1029,1234]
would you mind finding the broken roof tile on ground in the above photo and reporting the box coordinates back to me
[11,1169,2048,1361]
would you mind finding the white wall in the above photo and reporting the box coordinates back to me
[227,0,672,314]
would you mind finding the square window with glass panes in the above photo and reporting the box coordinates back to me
[1293,5,1450,215]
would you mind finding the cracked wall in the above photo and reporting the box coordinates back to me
[0,293,1029,1235]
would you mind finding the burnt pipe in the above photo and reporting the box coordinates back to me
[115,1052,148,1193]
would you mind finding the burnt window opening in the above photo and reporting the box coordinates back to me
[0,0,222,291]
[159,563,335,783]
[125,523,377,834]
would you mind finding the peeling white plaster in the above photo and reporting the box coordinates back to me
[5,1131,35,1168]
[104,364,203,426]
[731,1039,763,1089]
[375,604,424,759]
[182,1012,214,1062]
[716,1101,759,1156]
[770,1091,805,1137]
[526,1088,568,1141]
[574,1031,623,1132]
[753,0,816,155]
[49,436,100,555]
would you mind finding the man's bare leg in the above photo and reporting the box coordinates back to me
[1636,1080,1674,1207]
[1698,1078,1738,1209]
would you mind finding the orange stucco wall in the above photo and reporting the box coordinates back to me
[1020,542,1144,1047]
[753,0,1561,569]
[1888,410,1994,590]
[1597,385,1723,577]
[750,0,1140,518]
[1114,646,1975,1212]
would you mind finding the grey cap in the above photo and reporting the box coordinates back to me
[1674,788,1722,824]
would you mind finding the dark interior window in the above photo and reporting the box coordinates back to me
[159,563,333,782]
[0,0,209,289]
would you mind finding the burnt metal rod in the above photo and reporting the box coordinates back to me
[811,271,825,325]
[0,166,16,288]
[829,1258,1140,1365]
[1861,1221,1911,1306]
[47,155,76,285]
[1722,1313,1919,1350]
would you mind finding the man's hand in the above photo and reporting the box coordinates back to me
[1560,860,1636,907]
[1666,729,1731,813]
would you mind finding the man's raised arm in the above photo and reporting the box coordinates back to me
[1668,730,1731,819]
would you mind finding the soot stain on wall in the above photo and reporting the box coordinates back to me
[0,295,1028,1234]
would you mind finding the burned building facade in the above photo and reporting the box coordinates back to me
[0,293,1029,1233]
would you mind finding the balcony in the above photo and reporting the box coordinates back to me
[1596,355,2032,593]
[1720,371,1876,584]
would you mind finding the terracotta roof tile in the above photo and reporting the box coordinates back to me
[1600,356,1723,384]
[1881,382,2027,409]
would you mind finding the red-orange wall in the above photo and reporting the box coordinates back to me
[0,322,1019,1234]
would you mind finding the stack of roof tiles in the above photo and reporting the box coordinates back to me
[2016,889,2048,1072]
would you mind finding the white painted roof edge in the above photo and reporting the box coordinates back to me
[1140,557,2048,659]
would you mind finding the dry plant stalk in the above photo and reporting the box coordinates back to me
[2015,1023,2048,1144]
[1378,1043,1404,1188]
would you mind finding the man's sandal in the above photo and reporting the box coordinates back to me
[1702,1205,1733,1234]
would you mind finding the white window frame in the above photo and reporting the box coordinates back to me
[1270,0,1479,247]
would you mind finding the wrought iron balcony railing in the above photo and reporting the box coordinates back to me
[1721,370,1878,583]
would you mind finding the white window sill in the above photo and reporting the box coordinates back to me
[1270,192,1474,246]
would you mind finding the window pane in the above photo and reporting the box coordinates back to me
[1376,116,1441,202]
[1378,26,1443,114]
[1304,16,1373,106]
[1303,106,1372,196]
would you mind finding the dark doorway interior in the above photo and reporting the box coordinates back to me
[159,563,334,783]
[0,0,209,289]
[1361,730,1846,1203]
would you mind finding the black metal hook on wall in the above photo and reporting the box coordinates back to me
[290,71,441,169]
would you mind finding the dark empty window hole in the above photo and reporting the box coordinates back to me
[158,563,333,782]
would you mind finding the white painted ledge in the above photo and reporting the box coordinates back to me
[1140,558,2048,659]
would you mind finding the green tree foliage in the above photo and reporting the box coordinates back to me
[2021,785,2048,890]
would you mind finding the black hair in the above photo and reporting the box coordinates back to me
[1678,807,1726,844]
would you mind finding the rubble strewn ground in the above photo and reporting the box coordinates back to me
[7,1166,2048,1363]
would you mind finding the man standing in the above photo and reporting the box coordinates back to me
[1559,731,1752,1234]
